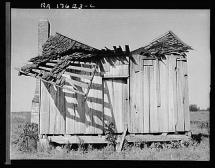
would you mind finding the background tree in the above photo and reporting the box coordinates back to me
[189,104,200,112]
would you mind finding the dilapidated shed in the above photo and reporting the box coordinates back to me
[17,20,192,145]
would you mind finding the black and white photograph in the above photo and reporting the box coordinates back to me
[9,8,210,160]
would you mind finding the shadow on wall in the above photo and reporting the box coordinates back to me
[42,54,136,134]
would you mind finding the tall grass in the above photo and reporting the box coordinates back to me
[10,111,210,160]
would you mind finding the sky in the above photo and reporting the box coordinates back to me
[11,9,210,112]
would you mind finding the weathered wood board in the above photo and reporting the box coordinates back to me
[103,78,128,133]
[39,54,189,135]
[86,75,103,134]
[176,59,185,131]
[149,59,158,133]
[103,64,129,78]
[183,60,190,131]
[40,82,50,134]
[168,56,176,132]
[129,54,144,133]
[143,60,150,133]
[158,58,169,132]
[40,82,66,134]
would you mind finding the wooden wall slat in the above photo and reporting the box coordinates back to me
[167,56,175,132]
[122,78,128,131]
[103,80,111,129]
[134,71,141,133]
[156,59,161,108]
[40,82,50,134]
[139,60,144,133]
[104,80,115,129]
[85,99,91,134]
[183,60,190,131]
[172,58,178,130]
[76,94,85,134]
[143,61,150,133]
[48,85,58,134]
[104,64,129,77]
[129,54,144,133]
[132,56,144,133]
[61,87,66,133]
[112,79,120,132]
[73,94,79,134]
[83,64,93,134]
[103,78,127,133]
[172,56,178,131]
[149,60,158,133]
[129,57,135,133]
[117,79,123,132]
[176,60,185,131]
[65,89,77,134]
[54,87,66,134]
[87,75,103,134]
[159,59,169,132]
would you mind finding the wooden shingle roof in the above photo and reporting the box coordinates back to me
[132,30,192,57]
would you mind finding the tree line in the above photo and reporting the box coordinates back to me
[189,104,209,112]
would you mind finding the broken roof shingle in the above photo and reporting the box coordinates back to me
[132,30,192,56]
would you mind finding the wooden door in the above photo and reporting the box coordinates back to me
[129,58,158,133]
[103,78,128,133]
[175,59,190,131]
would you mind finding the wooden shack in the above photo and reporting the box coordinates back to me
[17,20,192,145]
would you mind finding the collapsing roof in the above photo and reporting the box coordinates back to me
[16,31,192,96]
[16,32,130,96]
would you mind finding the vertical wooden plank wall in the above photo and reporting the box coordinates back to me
[65,69,103,134]
[48,85,66,134]
[158,58,169,132]
[114,79,123,132]
[143,60,150,133]
[80,64,92,134]
[103,79,127,133]
[149,59,159,133]
[129,55,180,134]
[58,87,66,133]
[40,55,189,135]
[65,89,77,134]
[183,60,190,131]
[129,55,144,133]
[49,85,57,134]
[40,82,50,134]
[86,75,103,134]
[103,79,112,128]
[123,78,129,130]
[105,64,128,77]
[40,82,66,134]
[167,56,176,132]
[176,60,185,131]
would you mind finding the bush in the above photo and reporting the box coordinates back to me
[13,122,39,152]
[104,122,117,150]
[189,104,200,112]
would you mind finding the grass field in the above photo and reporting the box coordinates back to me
[10,111,210,160]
